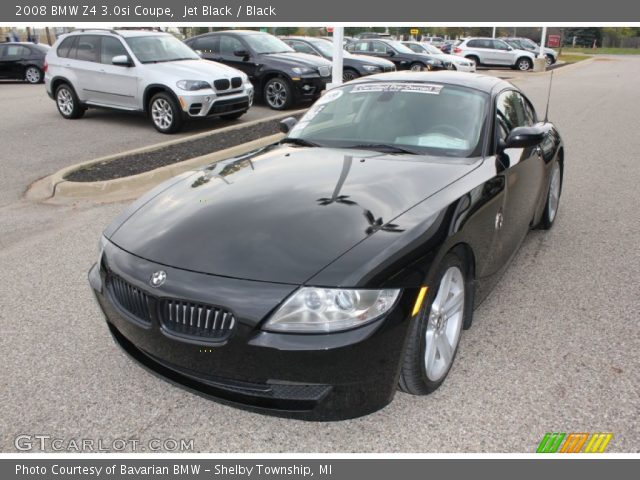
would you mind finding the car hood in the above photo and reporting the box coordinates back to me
[141,59,242,79]
[346,54,395,68]
[108,145,480,284]
[260,52,332,69]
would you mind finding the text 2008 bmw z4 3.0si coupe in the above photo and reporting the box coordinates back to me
[89,71,564,421]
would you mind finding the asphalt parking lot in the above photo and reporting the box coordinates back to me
[0,81,274,207]
[1,58,638,452]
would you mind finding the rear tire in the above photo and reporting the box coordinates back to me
[538,159,562,230]
[25,66,43,84]
[55,84,84,119]
[398,253,471,395]
[149,92,184,134]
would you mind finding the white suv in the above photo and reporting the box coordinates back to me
[45,29,254,133]
[453,37,536,71]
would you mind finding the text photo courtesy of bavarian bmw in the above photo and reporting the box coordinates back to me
[89,71,564,420]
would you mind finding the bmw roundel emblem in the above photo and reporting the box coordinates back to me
[150,270,167,288]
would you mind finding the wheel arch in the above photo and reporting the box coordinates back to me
[143,84,181,113]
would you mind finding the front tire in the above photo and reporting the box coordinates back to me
[342,68,360,82]
[264,77,293,110]
[410,62,428,72]
[399,253,470,395]
[515,57,533,71]
[25,66,43,84]
[55,84,84,119]
[149,92,183,134]
[546,54,555,66]
[538,160,562,230]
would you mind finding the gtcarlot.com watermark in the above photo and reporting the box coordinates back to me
[14,434,194,452]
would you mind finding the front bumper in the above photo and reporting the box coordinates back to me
[290,75,329,102]
[88,243,414,420]
[178,86,254,118]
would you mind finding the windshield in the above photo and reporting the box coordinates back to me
[125,35,199,63]
[288,82,488,158]
[422,44,442,54]
[244,34,293,54]
[521,38,539,49]
[386,41,415,54]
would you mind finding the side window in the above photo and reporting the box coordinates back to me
[289,41,315,55]
[467,39,482,48]
[219,36,244,56]
[0,45,5,59]
[4,45,30,59]
[74,35,100,63]
[57,36,76,58]
[194,36,219,54]
[100,37,128,64]
[523,97,537,126]
[371,41,389,53]
[496,90,527,140]
[354,41,370,53]
[492,40,510,50]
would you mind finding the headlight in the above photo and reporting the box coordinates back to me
[362,65,382,72]
[263,287,401,333]
[176,80,210,91]
[292,66,314,75]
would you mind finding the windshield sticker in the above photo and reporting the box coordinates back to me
[351,83,443,94]
[302,104,326,122]
[316,89,344,104]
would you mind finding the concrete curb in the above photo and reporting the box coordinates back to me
[26,109,305,204]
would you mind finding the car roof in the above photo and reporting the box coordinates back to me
[349,71,512,94]
[64,29,169,38]
[204,30,268,36]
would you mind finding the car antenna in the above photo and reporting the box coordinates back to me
[543,69,554,123]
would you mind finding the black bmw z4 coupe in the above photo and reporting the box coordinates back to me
[89,71,564,421]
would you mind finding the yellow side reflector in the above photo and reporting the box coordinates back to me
[412,287,428,317]
[178,96,186,109]
[291,77,301,81]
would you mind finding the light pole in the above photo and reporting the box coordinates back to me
[492,27,496,38]
[330,26,344,88]
[539,26,548,59]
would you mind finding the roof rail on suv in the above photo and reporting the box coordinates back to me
[74,29,122,36]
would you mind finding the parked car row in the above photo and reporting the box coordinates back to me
[23,29,556,133]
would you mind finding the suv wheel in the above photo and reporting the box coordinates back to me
[410,62,428,71]
[25,66,42,84]
[466,55,480,68]
[55,84,84,119]
[516,57,533,71]
[149,92,183,134]
[264,77,292,110]
[545,54,555,66]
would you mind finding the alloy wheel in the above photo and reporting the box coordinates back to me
[266,80,287,108]
[151,98,174,131]
[25,67,41,84]
[410,63,424,72]
[57,88,74,116]
[424,266,465,382]
[342,70,357,82]
[547,162,561,222]
[518,59,531,71]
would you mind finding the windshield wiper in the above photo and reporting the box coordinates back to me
[344,143,420,155]
[280,137,321,148]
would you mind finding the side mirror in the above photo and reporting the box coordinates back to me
[503,125,546,149]
[279,117,298,134]
[386,49,396,56]
[112,55,132,67]
[234,49,250,59]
